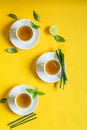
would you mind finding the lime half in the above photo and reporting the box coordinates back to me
[49,26,58,36]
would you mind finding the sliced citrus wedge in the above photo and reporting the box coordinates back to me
[49,26,58,36]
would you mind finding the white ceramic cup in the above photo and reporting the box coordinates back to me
[14,92,33,109]
[41,59,61,76]
[15,25,33,42]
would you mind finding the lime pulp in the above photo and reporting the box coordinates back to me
[49,26,58,36]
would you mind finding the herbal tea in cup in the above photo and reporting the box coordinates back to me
[16,25,33,42]
[44,60,61,75]
[15,93,32,108]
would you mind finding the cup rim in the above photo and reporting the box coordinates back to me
[14,92,33,109]
[43,59,61,76]
[16,25,33,43]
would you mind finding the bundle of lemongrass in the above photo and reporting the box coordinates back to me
[7,112,37,129]
[56,49,68,88]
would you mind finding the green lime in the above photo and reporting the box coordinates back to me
[49,26,58,36]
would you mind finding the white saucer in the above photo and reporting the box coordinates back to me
[8,84,38,115]
[36,52,61,83]
[9,19,40,50]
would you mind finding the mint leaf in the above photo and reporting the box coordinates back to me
[26,88,37,93]
[32,92,37,99]
[33,10,40,21]
[37,91,45,95]
[26,89,33,94]
[26,88,45,99]
[30,21,40,29]
[54,35,65,42]
[0,98,7,103]
[5,48,18,53]
[8,13,17,20]
[34,88,45,95]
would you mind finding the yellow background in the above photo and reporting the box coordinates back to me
[0,0,87,130]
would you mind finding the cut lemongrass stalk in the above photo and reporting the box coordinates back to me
[56,49,67,88]
[10,117,37,129]
[7,112,33,126]
[9,113,36,127]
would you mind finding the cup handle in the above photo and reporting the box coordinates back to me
[13,29,16,34]
[40,63,44,68]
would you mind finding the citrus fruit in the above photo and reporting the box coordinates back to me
[49,26,58,36]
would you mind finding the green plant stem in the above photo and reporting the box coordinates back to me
[56,49,67,88]
[10,117,37,129]
[7,112,33,126]
[10,113,36,127]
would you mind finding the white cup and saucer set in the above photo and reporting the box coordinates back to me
[8,84,38,116]
[9,19,40,50]
[36,52,63,83]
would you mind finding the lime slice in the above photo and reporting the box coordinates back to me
[49,26,58,36]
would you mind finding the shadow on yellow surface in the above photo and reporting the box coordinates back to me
[1,21,15,47]
[30,54,42,80]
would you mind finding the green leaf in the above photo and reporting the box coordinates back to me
[37,91,45,95]
[33,10,40,21]
[54,35,65,42]
[0,98,7,103]
[6,48,18,53]
[30,21,40,29]
[26,89,34,94]
[8,13,17,20]
[32,92,37,99]
[26,87,45,98]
